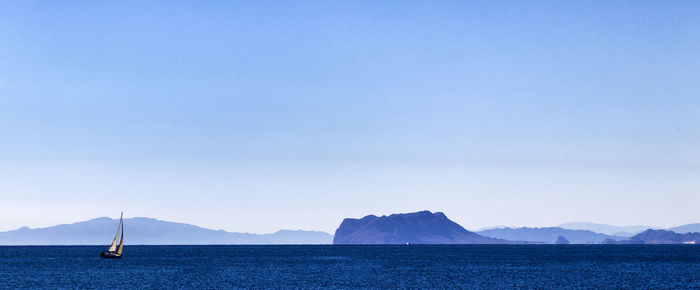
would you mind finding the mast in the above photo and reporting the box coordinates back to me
[116,213,124,255]
[107,212,122,252]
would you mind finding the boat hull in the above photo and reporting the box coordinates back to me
[100,252,122,259]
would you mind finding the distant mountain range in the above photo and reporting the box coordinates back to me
[2,214,697,245]
[668,223,700,234]
[556,222,700,236]
[333,211,698,245]
[333,211,515,244]
[477,227,626,244]
[0,217,333,245]
[607,229,700,244]
[557,222,653,237]
[477,222,699,243]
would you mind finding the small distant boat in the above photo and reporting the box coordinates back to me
[101,212,124,259]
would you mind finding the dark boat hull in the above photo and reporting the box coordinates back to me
[100,252,121,259]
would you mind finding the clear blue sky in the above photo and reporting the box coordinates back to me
[1,1,698,233]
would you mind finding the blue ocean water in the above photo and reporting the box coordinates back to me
[0,245,697,288]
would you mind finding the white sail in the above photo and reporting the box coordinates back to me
[116,217,124,255]
[107,213,123,252]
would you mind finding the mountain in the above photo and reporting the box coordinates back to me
[477,227,625,244]
[557,222,652,237]
[0,217,333,245]
[610,229,700,244]
[333,211,516,244]
[667,223,700,234]
[555,236,570,244]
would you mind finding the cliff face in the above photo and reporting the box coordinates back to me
[333,211,513,244]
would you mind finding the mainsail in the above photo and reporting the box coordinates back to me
[107,213,123,252]
[116,218,124,255]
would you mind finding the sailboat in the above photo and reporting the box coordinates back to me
[101,212,124,259]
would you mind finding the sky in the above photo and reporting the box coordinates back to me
[1,1,698,233]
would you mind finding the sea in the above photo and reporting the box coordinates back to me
[0,245,697,288]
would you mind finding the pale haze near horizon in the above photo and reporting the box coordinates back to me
[1,1,698,234]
